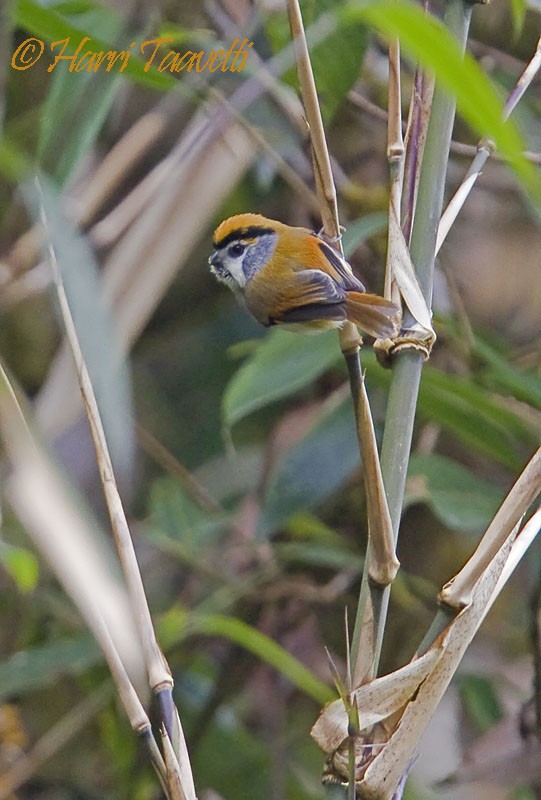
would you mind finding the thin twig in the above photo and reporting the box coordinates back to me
[436,36,541,253]
[206,86,320,215]
[136,423,223,514]
[286,0,340,238]
[0,687,111,800]
[348,89,541,165]
[400,66,434,244]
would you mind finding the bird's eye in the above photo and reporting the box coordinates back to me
[228,242,245,258]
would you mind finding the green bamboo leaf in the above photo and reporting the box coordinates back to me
[276,512,363,569]
[407,453,503,532]
[39,59,119,184]
[277,541,363,571]
[222,328,341,430]
[259,394,359,538]
[0,543,39,593]
[342,0,540,199]
[418,368,537,471]
[147,477,227,555]
[457,674,503,735]
[366,355,537,470]
[0,637,100,700]
[31,0,123,183]
[474,337,541,411]
[342,212,388,257]
[308,5,369,123]
[192,712,270,800]
[509,0,527,36]
[192,614,334,705]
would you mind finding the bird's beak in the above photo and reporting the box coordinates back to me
[209,251,220,269]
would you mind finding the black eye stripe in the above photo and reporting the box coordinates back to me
[213,226,273,249]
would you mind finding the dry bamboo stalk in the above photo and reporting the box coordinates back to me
[34,181,198,799]
[440,446,541,609]
[286,0,361,356]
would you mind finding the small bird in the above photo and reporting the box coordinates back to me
[209,213,400,338]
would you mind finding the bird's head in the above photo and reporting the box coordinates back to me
[209,213,279,291]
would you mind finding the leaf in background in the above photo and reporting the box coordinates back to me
[147,476,227,556]
[27,1,120,183]
[192,705,270,800]
[277,511,363,570]
[0,542,39,593]
[342,212,388,258]
[266,0,368,122]
[418,368,537,472]
[309,7,368,123]
[0,139,32,182]
[277,540,363,571]
[0,637,100,700]
[222,328,341,431]
[406,453,504,533]
[39,67,119,186]
[474,337,541,411]
[342,0,540,200]
[457,673,503,735]
[509,0,527,36]
[365,354,537,471]
[191,614,334,705]
[24,178,134,482]
[258,393,359,538]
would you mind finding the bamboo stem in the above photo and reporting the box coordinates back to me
[351,0,474,685]
[38,180,170,694]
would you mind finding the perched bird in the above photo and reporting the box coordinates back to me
[209,213,400,338]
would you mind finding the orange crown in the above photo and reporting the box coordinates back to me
[212,213,277,248]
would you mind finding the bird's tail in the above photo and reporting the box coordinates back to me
[345,292,401,339]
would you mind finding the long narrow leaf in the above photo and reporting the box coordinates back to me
[191,614,335,705]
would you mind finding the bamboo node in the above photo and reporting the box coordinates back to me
[339,322,363,355]
[373,327,436,368]
[478,136,496,155]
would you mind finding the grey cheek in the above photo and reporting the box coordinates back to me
[242,234,277,281]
